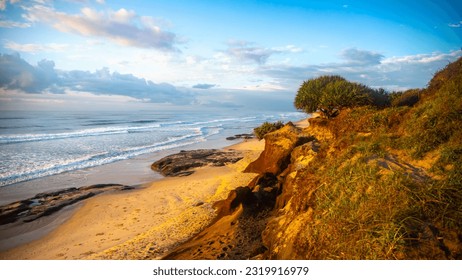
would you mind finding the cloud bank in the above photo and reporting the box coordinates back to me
[22,4,180,51]
[260,48,462,90]
[0,53,194,104]
[341,48,384,65]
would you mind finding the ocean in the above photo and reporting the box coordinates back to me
[0,109,306,205]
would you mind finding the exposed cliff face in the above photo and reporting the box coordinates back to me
[244,123,299,175]
[261,142,319,259]
[259,123,323,259]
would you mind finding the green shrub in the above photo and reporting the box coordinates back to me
[370,88,391,108]
[294,75,386,118]
[390,89,422,107]
[253,121,284,140]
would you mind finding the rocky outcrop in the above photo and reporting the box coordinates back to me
[274,140,319,211]
[0,184,134,225]
[261,149,319,259]
[244,122,313,175]
[151,149,243,177]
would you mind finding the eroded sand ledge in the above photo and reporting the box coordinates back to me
[0,139,264,260]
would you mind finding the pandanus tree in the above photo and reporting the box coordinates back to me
[294,75,380,118]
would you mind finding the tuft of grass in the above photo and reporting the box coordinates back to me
[290,142,462,259]
[292,154,412,259]
[253,121,285,140]
[401,75,462,158]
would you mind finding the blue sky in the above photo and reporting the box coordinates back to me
[0,0,461,111]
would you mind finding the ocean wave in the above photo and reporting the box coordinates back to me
[0,132,204,187]
[0,115,258,144]
[0,112,304,187]
[0,123,167,144]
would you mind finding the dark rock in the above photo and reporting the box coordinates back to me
[0,184,134,225]
[226,133,255,141]
[248,172,279,189]
[230,187,256,209]
[213,186,254,218]
[250,173,280,209]
[151,149,243,177]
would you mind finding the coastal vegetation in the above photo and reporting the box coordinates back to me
[294,75,390,118]
[167,57,462,259]
[253,121,285,140]
[259,57,462,259]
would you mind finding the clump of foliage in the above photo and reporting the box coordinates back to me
[369,88,391,108]
[253,121,284,140]
[294,75,388,118]
[390,89,422,107]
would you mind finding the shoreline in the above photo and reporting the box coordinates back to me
[0,137,266,259]
[0,135,245,206]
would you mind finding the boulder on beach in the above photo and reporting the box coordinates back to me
[151,149,244,177]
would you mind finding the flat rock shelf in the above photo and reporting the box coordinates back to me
[0,184,134,225]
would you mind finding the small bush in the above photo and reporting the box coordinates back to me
[370,88,391,108]
[254,121,284,140]
[294,75,378,118]
[390,89,421,107]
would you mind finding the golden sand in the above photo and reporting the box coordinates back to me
[0,139,264,260]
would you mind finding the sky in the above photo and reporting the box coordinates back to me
[0,0,461,111]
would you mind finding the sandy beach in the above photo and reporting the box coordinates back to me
[0,139,265,260]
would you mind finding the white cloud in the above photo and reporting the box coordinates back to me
[0,88,161,111]
[22,4,180,51]
[273,45,304,53]
[0,54,195,104]
[341,48,384,65]
[4,41,69,53]
[226,44,276,64]
[259,49,462,90]
[381,51,460,65]
[448,21,462,28]
[0,0,22,10]
[0,19,30,28]
[224,41,304,65]
[1,0,21,10]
